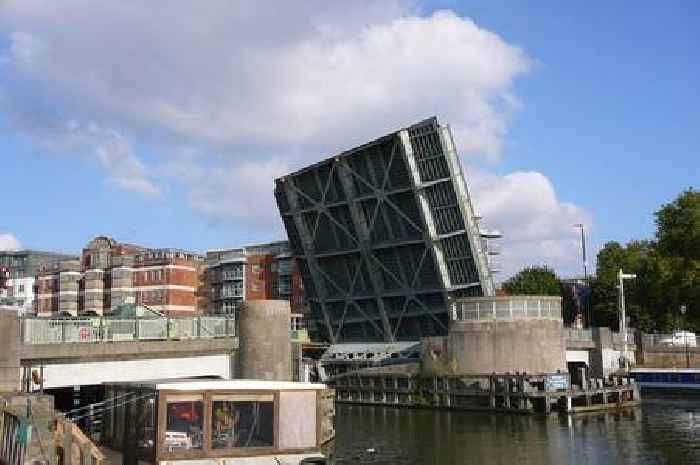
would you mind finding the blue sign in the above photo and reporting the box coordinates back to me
[545,374,570,391]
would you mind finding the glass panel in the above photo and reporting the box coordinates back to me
[165,395,204,451]
[211,399,274,449]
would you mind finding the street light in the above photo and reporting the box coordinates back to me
[573,224,590,326]
[680,304,689,368]
[618,269,637,370]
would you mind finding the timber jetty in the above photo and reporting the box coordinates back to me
[331,367,639,414]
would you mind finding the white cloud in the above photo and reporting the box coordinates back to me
[167,157,290,231]
[8,31,45,65]
[1,2,528,161]
[0,233,22,251]
[0,0,589,276]
[468,169,591,278]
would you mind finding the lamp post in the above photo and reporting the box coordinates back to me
[680,304,689,368]
[573,224,590,326]
[618,269,637,370]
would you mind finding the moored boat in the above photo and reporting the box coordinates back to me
[630,368,700,390]
[101,379,335,465]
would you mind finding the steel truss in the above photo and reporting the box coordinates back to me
[275,117,494,343]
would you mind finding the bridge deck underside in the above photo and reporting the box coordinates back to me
[276,118,488,343]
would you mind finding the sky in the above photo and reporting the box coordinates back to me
[0,1,698,279]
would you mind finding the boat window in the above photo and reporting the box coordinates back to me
[211,394,274,449]
[164,394,204,451]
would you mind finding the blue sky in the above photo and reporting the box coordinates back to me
[0,1,698,277]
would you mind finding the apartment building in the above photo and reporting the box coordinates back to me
[0,250,77,315]
[205,241,305,316]
[35,236,204,316]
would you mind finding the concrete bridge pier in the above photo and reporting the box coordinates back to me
[237,300,292,381]
[0,310,21,392]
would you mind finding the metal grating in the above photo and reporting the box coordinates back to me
[275,117,494,343]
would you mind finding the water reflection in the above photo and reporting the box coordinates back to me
[333,395,700,465]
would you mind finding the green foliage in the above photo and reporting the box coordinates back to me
[656,189,700,261]
[502,266,562,296]
[502,266,578,324]
[590,189,699,332]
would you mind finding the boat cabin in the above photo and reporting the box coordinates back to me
[101,379,335,464]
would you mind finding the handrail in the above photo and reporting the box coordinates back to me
[20,316,235,345]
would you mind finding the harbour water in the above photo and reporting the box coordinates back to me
[333,394,700,464]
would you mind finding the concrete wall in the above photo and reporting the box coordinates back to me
[237,300,291,381]
[588,327,636,377]
[40,355,232,389]
[637,344,700,368]
[421,318,567,375]
[0,310,21,392]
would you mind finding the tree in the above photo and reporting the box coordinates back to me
[501,266,578,324]
[502,266,562,296]
[589,189,699,332]
[656,189,700,261]
[655,189,700,327]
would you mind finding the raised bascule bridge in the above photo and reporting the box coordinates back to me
[275,117,496,344]
[275,117,640,414]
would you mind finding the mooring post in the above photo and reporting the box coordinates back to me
[504,376,511,409]
[62,420,73,465]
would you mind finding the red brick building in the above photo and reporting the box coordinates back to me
[35,236,204,316]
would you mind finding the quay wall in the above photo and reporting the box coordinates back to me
[636,348,700,368]
[421,318,567,375]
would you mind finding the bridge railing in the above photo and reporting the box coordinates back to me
[21,316,236,344]
[564,328,593,341]
[453,296,563,321]
[642,333,699,349]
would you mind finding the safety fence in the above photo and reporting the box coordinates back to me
[564,328,593,341]
[453,296,563,322]
[21,316,235,345]
[642,333,700,349]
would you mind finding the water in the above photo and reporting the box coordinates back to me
[333,394,700,465]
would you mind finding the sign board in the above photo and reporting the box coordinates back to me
[545,373,570,392]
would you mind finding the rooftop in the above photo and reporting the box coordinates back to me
[106,378,328,391]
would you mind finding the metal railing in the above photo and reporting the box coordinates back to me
[642,333,699,349]
[0,409,27,465]
[453,296,563,321]
[565,328,593,341]
[21,316,235,344]
[612,329,637,346]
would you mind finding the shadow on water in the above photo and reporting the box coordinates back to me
[333,394,700,465]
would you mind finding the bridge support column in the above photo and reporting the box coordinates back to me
[0,310,21,392]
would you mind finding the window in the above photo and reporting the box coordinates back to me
[277,276,292,296]
[277,260,293,275]
[222,301,238,314]
[222,281,243,298]
[164,394,204,451]
[211,395,274,449]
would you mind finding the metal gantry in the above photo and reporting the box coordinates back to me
[275,117,494,343]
